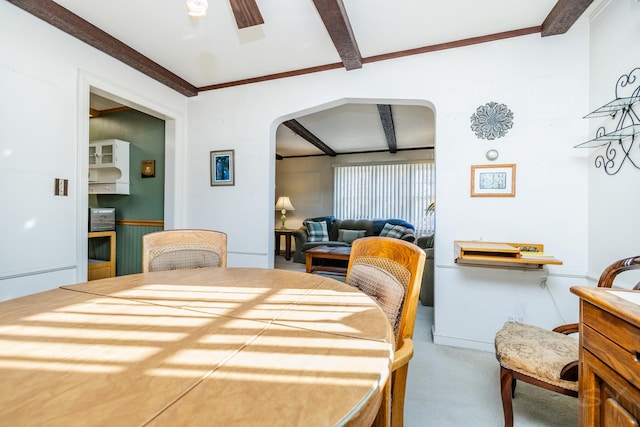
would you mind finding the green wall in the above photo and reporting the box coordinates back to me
[89,109,165,275]
[89,109,165,220]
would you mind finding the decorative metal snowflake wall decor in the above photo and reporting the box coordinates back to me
[470,102,514,140]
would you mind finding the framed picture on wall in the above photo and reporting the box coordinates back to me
[470,164,516,197]
[210,150,235,186]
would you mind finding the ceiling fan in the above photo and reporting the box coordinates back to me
[188,0,264,28]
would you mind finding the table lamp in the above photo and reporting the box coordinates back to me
[275,196,295,229]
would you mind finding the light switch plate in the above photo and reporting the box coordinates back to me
[54,178,68,196]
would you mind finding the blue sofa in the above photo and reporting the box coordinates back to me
[291,216,416,264]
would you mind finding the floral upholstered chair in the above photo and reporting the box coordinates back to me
[494,256,640,427]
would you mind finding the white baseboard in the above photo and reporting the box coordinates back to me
[432,325,494,353]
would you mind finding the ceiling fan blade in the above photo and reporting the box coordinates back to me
[229,0,264,29]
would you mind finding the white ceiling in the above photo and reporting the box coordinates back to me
[56,0,559,88]
[55,0,594,157]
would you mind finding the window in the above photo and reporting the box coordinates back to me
[334,162,435,236]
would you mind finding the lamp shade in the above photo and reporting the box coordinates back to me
[275,196,295,211]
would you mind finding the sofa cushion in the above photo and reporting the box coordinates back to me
[303,216,336,230]
[336,219,374,237]
[379,223,410,239]
[338,229,366,244]
[306,221,329,242]
[373,218,415,235]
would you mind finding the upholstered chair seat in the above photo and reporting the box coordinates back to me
[495,321,579,392]
[494,255,640,427]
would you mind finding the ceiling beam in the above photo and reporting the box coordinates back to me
[312,0,363,70]
[7,0,198,97]
[283,120,337,157]
[541,0,594,36]
[278,146,433,160]
[377,105,397,153]
[229,0,264,29]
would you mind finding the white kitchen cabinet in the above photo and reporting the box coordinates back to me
[88,139,130,195]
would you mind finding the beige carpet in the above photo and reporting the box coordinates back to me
[274,256,579,426]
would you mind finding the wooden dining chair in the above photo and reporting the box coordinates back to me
[494,255,640,427]
[142,229,227,273]
[346,236,426,427]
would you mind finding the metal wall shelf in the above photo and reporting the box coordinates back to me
[575,68,640,175]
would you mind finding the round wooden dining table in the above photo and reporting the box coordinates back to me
[0,268,393,426]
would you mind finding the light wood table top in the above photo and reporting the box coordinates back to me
[0,268,393,426]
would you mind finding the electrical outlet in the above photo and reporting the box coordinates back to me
[507,315,524,323]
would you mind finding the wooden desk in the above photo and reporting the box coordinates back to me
[0,268,393,426]
[274,228,296,260]
[570,287,640,426]
[454,240,563,269]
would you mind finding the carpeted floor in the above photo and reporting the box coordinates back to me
[275,256,579,426]
[405,306,578,426]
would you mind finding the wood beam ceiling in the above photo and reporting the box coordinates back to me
[311,0,363,70]
[283,120,337,157]
[9,0,592,95]
[229,0,264,29]
[7,0,198,97]
[541,0,594,36]
[377,105,397,154]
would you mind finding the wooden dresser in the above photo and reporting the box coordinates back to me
[570,286,640,426]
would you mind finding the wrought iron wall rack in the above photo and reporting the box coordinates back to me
[575,67,640,175]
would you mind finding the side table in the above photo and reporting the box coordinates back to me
[274,228,296,261]
[88,231,116,280]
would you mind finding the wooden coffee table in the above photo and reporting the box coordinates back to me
[305,245,352,274]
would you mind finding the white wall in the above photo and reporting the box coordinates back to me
[187,23,591,350]
[587,0,640,286]
[3,0,632,351]
[0,3,187,301]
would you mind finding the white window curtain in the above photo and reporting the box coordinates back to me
[333,162,435,236]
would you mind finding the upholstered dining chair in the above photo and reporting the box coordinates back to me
[142,229,227,273]
[346,236,426,427]
[494,255,640,427]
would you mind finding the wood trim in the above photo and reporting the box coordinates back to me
[377,105,397,153]
[199,27,543,91]
[312,0,363,70]
[363,26,542,64]
[198,63,344,91]
[7,0,198,97]
[116,219,164,227]
[542,0,594,36]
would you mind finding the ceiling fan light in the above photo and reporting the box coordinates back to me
[186,0,208,17]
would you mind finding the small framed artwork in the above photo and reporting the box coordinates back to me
[141,160,155,178]
[470,164,516,197]
[210,150,235,186]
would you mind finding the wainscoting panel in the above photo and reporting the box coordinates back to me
[115,221,163,276]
